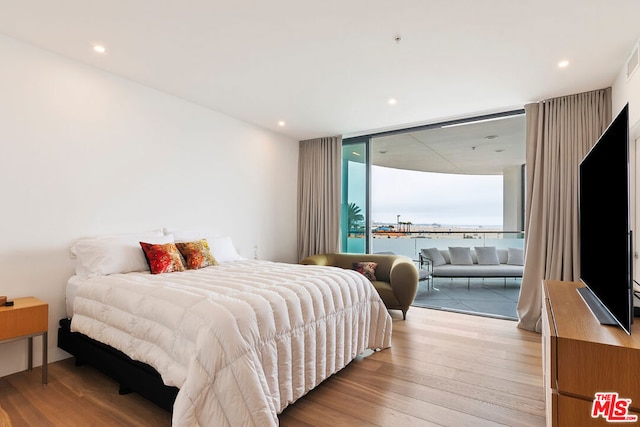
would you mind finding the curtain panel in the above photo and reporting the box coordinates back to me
[297,135,342,261]
[517,88,612,331]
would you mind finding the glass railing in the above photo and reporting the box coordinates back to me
[349,230,525,260]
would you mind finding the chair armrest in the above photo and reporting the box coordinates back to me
[419,254,433,274]
[299,254,331,266]
[389,258,419,308]
[418,253,433,272]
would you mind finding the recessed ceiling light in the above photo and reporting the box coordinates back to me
[93,45,106,54]
[388,98,397,105]
[278,121,285,127]
[558,60,570,68]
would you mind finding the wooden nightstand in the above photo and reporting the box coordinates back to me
[0,297,48,384]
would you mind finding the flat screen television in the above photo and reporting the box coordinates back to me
[579,103,632,334]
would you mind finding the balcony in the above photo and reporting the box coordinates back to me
[347,229,525,259]
[347,229,524,320]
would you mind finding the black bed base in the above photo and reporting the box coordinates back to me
[57,318,178,412]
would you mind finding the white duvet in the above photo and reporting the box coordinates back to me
[70,260,392,426]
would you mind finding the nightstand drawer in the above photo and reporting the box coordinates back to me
[0,297,48,340]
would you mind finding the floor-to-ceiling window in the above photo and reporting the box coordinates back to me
[342,111,525,255]
[342,111,526,319]
[341,138,369,253]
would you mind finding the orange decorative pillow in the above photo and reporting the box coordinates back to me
[175,239,218,270]
[352,262,378,281]
[140,242,185,274]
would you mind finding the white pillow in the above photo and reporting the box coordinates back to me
[507,248,525,266]
[70,229,163,258]
[75,233,174,279]
[209,236,245,263]
[421,247,446,267]
[475,246,500,265]
[448,247,473,265]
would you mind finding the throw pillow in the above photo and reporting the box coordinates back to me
[448,247,473,265]
[140,242,186,274]
[475,246,500,265]
[352,262,378,281]
[176,239,219,270]
[507,248,525,266]
[421,247,447,267]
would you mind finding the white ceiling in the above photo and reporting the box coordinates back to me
[0,1,639,142]
[371,113,526,175]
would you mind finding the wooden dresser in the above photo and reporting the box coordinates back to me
[542,280,640,426]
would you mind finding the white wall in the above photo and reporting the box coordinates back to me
[612,40,640,294]
[0,34,299,377]
[612,41,640,132]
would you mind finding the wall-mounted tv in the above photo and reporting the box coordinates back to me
[579,103,632,334]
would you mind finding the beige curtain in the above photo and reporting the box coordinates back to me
[517,88,612,331]
[297,135,342,261]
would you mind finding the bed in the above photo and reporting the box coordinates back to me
[59,231,392,427]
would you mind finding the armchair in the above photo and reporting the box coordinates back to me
[299,253,419,319]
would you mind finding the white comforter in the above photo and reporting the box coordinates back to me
[70,260,392,426]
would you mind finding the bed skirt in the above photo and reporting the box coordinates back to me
[57,318,178,412]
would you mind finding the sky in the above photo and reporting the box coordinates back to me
[370,165,503,226]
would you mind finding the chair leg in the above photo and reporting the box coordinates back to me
[402,309,407,320]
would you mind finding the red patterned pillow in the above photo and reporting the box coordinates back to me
[352,262,378,281]
[175,239,218,270]
[140,242,185,274]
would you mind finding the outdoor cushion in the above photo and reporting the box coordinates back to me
[449,247,473,265]
[475,246,500,265]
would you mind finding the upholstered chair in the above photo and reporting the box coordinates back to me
[299,253,419,319]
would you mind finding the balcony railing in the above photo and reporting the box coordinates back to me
[347,230,525,260]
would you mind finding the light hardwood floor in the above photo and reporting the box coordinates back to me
[0,308,545,426]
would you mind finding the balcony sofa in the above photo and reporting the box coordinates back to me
[420,246,524,287]
[299,252,418,320]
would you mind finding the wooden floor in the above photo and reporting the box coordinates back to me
[0,308,545,426]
